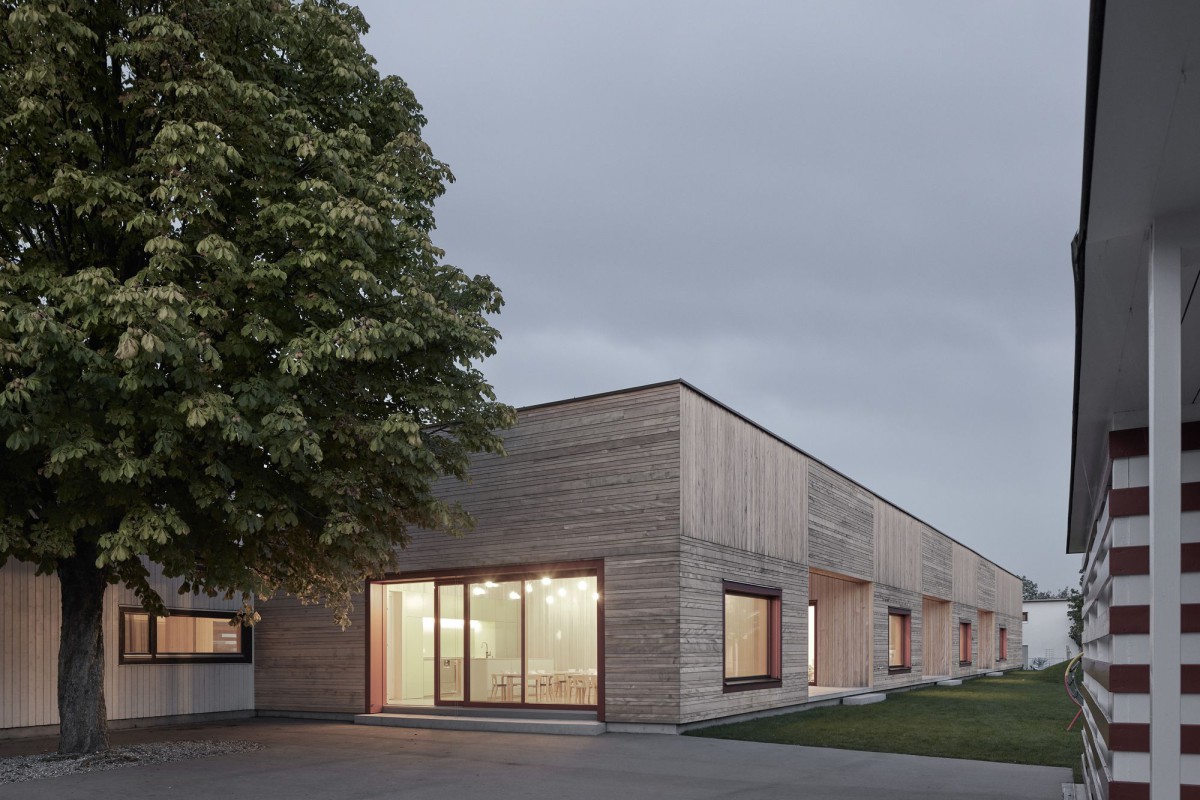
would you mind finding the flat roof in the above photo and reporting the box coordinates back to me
[518,378,1021,582]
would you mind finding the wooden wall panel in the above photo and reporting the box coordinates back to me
[976,562,997,611]
[809,571,871,688]
[952,603,978,677]
[679,387,807,563]
[254,593,365,713]
[677,539,808,723]
[922,597,952,676]
[995,572,1022,618]
[254,383,684,722]
[872,585,923,689]
[977,609,996,670]
[952,544,979,606]
[921,528,953,599]
[1,560,253,732]
[874,500,921,592]
[807,465,874,581]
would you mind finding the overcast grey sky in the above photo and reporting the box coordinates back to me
[356,1,1089,592]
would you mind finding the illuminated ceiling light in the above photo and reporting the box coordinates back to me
[545,596,555,605]
[484,581,497,588]
[525,583,533,593]
[577,580,588,591]
[508,591,520,600]
[557,587,566,597]
[593,592,600,601]
[541,577,551,586]
[472,587,486,596]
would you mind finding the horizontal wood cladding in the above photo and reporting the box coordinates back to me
[921,529,953,600]
[807,464,874,581]
[679,386,807,563]
[2,560,253,730]
[873,586,923,688]
[976,562,996,610]
[677,539,807,724]
[873,501,921,592]
[254,593,366,713]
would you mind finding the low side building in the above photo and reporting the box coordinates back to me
[0,560,254,740]
[1021,598,1075,667]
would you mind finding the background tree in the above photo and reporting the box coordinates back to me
[0,0,513,754]
[1019,574,1039,601]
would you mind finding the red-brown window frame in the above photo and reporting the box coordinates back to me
[998,627,1008,662]
[365,559,606,719]
[118,607,253,665]
[887,606,912,673]
[959,620,973,666]
[722,580,782,693]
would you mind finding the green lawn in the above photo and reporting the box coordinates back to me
[688,665,1083,778]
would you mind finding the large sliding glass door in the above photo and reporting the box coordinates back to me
[379,566,600,709]
[469,580,524,703]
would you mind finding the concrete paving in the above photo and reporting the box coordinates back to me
[0,717,1072,800]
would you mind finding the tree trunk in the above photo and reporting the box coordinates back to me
[56,541,109,754]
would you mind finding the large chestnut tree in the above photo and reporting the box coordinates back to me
[0,0,512,754]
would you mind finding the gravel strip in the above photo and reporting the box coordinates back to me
[0,739,265,784]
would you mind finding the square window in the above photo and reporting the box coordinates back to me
[120,608,251,664]
[888,608,911,672]
[723,581,781,691]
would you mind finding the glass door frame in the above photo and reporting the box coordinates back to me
[434,581,466,706]
[367,559,605,719]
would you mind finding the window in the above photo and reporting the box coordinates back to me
[1022,611,1028,622]
[723,581,781,691]
[959,621,972,665]
[998,627,1008,661]
[887,607,912,673]
[120,608,251,664]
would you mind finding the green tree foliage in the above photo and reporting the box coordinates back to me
[0,0,513,752]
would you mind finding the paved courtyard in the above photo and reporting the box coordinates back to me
[0,718,1072,800]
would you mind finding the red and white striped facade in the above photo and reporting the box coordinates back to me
[1079,425,1200,799]
[1067,3,1200,799]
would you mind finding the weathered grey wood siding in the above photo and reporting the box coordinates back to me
[874,500,921,593]
[872,584,923,689]
[254,383,684,723]
[679,386,806,563]
[677,539,808,723]
[952,602,978,678]
[1,560,253,732]
[807,464,874,581]
[921,528,953,600]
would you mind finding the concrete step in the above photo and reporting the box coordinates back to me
[355,713,606,736]
[936,679,963,687]
[381,705,595,721]
[985,672,1005,677]
[842,693,886,706]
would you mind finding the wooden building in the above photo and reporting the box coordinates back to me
[0,560,254,739]
[1067,3,1200,798]
[256,381,1022,730]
